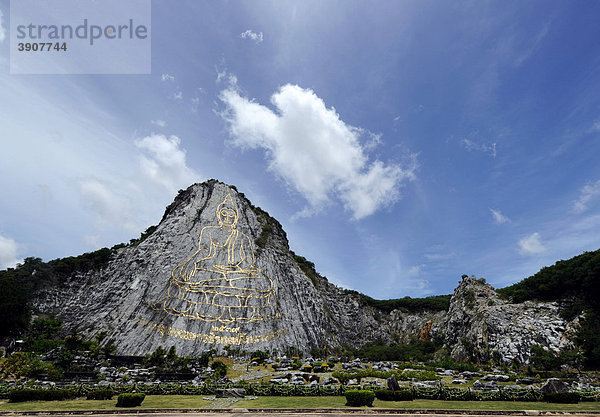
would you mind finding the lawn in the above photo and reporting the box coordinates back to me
[234,396,600,411]
[0,395,211,411]
[0,395,599,412]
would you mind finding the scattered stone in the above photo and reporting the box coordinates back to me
[215,388,246,398]
[320,377,337,385]
[452,379,468,384]
[460,371,483,379]
[541,378,569,394]
[482,374,510,382]
[387,374,401,391]
[516,377,540,385]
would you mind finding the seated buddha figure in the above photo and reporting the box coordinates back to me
[152,194,279,323]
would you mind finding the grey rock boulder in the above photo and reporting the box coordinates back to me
[541,378,569,394]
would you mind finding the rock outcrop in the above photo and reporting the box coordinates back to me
[31,180,580,363]
[445,277,580,365]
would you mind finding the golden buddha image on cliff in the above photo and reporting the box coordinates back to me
[152,195,280,324]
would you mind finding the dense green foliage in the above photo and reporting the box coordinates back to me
[345,390,375,406]
[250,350,270,363]
[86,388,115,400]
[0,249,114,337]
[116,392,145,407]
[355,339,439,362]
[211,360,227,379]
[498,250,600,305]
[8,388,77,403]
[142,346,200,374]
[291,252,321,288]
[498,249,600,369]
[375,389,414,401]
[530,346,582,371]
[332,369,439,384]
[344,291,451,313]
[430,357,479,372]
[0,382,598,402]
[544,392,580,404]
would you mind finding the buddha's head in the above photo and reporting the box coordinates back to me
[217,195,238,229]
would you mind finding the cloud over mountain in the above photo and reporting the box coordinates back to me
[220,84,415,219]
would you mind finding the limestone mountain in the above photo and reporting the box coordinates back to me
[1,180,594,366]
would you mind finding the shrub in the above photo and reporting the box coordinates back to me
[211,360,227,379]
[345,390,375,407]
[394,389,414,401]
[116,393,145,407]
[86,388,114,400]
[544,392,580,404]
[8,388,77,403]
[375,389,414,401]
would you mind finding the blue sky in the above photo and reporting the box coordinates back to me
[1,0,600,298]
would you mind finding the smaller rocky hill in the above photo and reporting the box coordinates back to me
[445,277,580,366]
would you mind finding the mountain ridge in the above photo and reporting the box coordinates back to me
[0,179,596,367]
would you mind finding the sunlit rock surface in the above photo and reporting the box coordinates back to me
[33,180,578,362]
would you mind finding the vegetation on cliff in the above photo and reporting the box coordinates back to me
[0,249,114,337]
[497,249,600,369]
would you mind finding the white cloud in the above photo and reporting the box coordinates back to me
[408,265,424,276]
[461,138,497,158]
[219,83,416,219]
[424,252,455,261]
[191,97,200,113]
[151,119,167,127]
[240,29,264,44]
[172,91,183,100]
[0,9,6,43]
[161,73,175,82]
[77,178,138,232]
[135,134,200,192]
[0,235,21,269]
[77,135,201,234]
[572,180,600,214]
[490,208,510,224]
[518,232,546,255]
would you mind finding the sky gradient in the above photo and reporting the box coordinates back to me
[1,0,600,299]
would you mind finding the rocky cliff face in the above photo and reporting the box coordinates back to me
[444,277,580,365]
[32,180,579,363]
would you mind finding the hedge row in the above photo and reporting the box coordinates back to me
[375,389,414,401]
[116,393,145,407]
[86,388,114,400]
[332,369,439,384]
[345,390,374,406]
[0,383,598,402]
[8,388,78,403]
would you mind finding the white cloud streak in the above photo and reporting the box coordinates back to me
[151,119,167,127]
[161,73,175,82]
[490,208,510,224]
[78,178,138,232]
[461,138,497,158]
[77,134,201,234]
[572,180,600,214]
[0,235,20,269]
[240,29,264,44]
[219,84,416,220]
[0,9,6,43]
[135,134,200,192]
[518,232,546,255]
